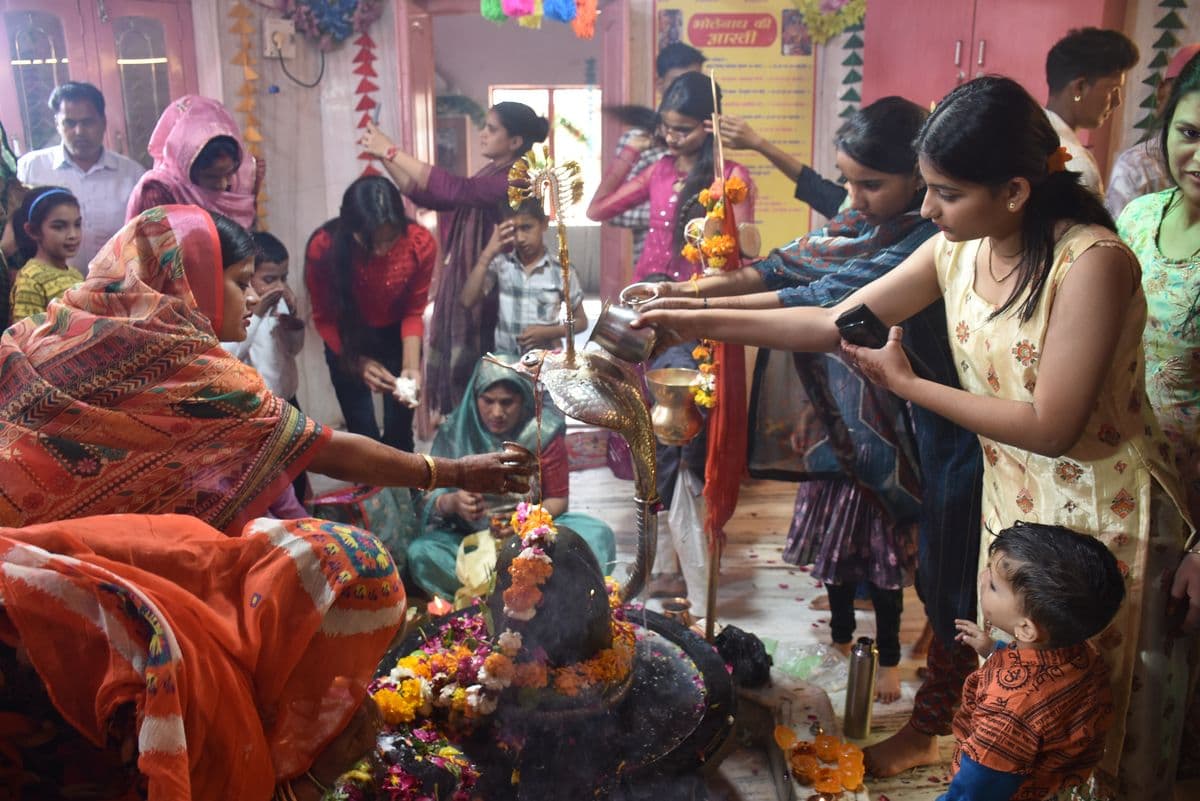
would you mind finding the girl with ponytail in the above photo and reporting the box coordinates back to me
[588,71,755,282]
[641,76,1197,796]
[305,175,436,453]
[358,102,549,414]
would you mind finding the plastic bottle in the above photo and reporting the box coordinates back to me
[843,637,877,739]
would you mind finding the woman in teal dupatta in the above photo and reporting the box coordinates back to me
[409,359,616,599]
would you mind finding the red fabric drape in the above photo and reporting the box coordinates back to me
[703,194,747,556]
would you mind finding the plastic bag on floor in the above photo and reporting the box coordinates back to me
[664,471,709,608]
[772,641,849,693]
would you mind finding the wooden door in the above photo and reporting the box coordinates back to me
[861,0,976,108]
[0,0,96,154]
[90,0,198,166]
[971,0,1126,176]
[970,0,1119,102]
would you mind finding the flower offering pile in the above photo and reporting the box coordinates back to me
[774,726,865,795]
[322,504,735,800]
[319,724,479,801]
[370,503,636,724]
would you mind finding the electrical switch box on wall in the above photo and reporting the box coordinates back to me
[264,17,296,60]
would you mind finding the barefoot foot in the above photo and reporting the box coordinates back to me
[874,665,901,703]
[864,722,942,778]
[831,640,852,658]
[911,620,934,659]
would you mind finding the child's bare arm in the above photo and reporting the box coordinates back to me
[955,618,994,657]
[461,224,511,308]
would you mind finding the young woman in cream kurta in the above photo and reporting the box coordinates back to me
[638,77,1199,798]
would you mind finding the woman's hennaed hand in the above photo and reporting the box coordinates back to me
[839,325,916,394]
[456,451,533,495]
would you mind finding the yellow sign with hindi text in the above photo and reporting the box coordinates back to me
[655,0,818,251]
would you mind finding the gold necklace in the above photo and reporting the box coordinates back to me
[987,239,1021,283]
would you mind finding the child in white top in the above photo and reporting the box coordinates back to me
[224,231,304,400]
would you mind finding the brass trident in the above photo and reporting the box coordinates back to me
[508,146,584,366]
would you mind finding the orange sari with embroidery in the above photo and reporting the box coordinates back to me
[0,206,329,533]
[0,514,405,800]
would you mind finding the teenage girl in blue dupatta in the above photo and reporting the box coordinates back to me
[409,359,616,600]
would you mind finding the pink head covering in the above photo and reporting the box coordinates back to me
[139,96,257,228]
[1166,44,1200,80]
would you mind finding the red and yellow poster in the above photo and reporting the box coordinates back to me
[655,0,817,249]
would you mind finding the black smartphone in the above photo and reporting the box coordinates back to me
[834,303,935,380]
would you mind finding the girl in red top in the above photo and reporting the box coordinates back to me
[305,176,437,452]
[358,102,550,414]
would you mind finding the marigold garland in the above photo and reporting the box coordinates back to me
[371,586,637,727]
[680,175,747,408]
[793,0,866,46]
[502,502,558,621]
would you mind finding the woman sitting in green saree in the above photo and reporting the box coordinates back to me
[409,359,617,600]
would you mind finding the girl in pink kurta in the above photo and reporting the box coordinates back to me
[589,72,754,282]
[126,95,259,228]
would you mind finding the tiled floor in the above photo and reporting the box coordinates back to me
[570,464,951,800]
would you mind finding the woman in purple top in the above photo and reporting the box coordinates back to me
[359,103,549,414]
[588,72,754,282]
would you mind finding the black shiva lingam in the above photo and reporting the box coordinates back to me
[360,147,734,801]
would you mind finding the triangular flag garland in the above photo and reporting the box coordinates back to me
[353,32,380,178]
[229,0,266,227]
[838,21,864,123]
[1134,0,1190,135]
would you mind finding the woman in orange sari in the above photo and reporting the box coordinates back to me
[0,205,531,532]
[0,513,403,800]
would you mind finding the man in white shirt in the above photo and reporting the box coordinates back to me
[1043,28,1139,196]
[16,82,144,273]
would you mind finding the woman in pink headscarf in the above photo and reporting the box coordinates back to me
[125,96,260,228]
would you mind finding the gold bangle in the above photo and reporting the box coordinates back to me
[421,453,438,492]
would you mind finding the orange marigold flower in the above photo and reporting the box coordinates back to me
[692,344,711,361]
[555,669,583,697]
[707,202,725,221]
[706,234,736,257]
[724,175,748,204]
[511,505,554,536]
[373,686,417,725]
[698,362,715,375]
[483,652,516,684]
[698,188,712,207]
[681,243,701,263]
[513,660,549,688]
[503,584,543,613]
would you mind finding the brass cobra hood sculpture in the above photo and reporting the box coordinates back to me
[493,146,659,602]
